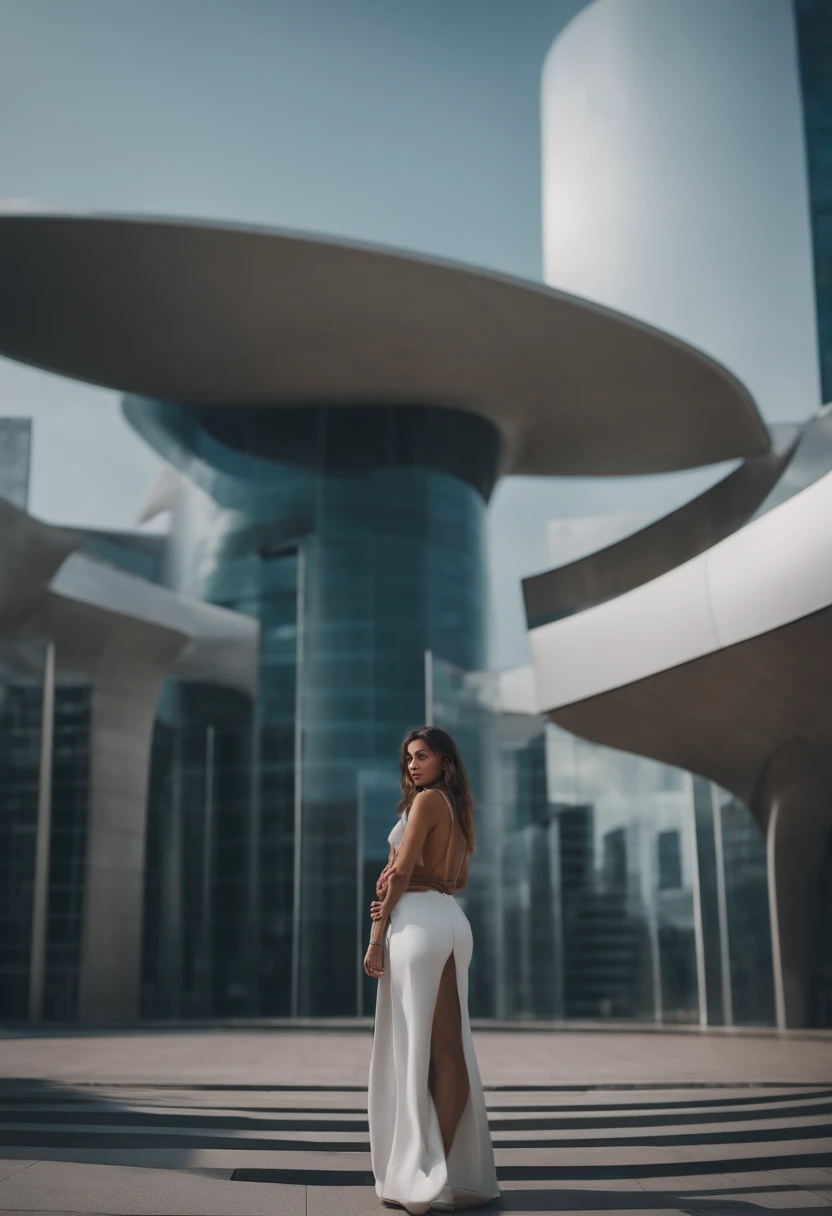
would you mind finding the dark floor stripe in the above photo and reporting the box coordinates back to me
[231,1151,832,1185]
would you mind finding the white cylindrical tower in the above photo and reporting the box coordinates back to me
[541,0,820,421]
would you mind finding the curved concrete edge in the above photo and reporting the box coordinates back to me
[0,499,81,630]
[523,425,800,628]
[0,497,259,697]
[51,551,259,698]
[530,462,832,715]
[0,212,770,477]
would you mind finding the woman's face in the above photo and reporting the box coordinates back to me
[406,739,446,788]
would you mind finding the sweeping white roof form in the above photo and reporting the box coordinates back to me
[0,213,769,477]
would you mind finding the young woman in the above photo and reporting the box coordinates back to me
[365,726,500,1214]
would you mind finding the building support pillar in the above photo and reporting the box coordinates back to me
[757,738,832,1029]
[78,621,185,1023]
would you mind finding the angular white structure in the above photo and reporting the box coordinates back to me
[0,498,258,1022]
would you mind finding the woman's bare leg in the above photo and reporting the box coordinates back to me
[428,950,470,1157]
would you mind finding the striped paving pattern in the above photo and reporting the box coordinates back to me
[1,1079,831,1214]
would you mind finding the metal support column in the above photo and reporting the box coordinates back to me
[28,640,56,1024]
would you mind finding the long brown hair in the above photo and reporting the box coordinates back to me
[397,726,476,853]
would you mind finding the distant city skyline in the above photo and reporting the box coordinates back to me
[0,0,821,668]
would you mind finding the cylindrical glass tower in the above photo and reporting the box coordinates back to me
[125,397,499,1017]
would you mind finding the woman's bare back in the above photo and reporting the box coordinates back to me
[408,787,469,885]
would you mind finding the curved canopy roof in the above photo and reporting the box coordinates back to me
[0,213,769,476]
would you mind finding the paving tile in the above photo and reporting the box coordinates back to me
[42,1146,372,1171]
[675,1137,832,1163]
[774,1168,832,1186]
[4,1028,832,1087]
[307,1184,381,1215]
[0,1150,59,1167]
[492,1189,688,1212]
[494,1145,692,1166]
[698,1211,826,1216]
[704,1188,832,1208]
[723,1168,822,1187]
[498,1178,646,1192]
[3,1031,831,1216]
[44,1148,235,1172]
[0,1162,39,1184]
[0,1159,305,1215]
[634,1172,742,1193]
[491,1208,691,1215]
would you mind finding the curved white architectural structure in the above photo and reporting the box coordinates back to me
[541,0,820,420]
[0,213,769,476]
[0,498,258,1021]
[532,0,832,1030]
[527,407,832,1028]
[530,463,832,717]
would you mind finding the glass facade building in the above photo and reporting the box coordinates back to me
[0,639,93,1023]
[123,397,496,1018]
[0,407,786,1030]
[497,722,774,1027]
[0,641,47,1019]
[64,392,777,1029]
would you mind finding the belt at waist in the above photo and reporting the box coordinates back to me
[405,873,457,895]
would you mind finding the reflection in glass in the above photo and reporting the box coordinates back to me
[0,641,46,1020]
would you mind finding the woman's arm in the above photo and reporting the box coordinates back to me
[376,791,440,920]
[376,844,396,897]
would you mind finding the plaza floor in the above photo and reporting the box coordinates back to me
[0,1025,831,1215]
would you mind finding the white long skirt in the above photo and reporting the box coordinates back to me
[368,890,500,1214]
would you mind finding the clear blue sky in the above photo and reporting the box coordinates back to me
[0,0,818,668]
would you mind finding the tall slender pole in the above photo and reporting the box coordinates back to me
[646,827,663,1025]
[356,772,365,1017]
[28,641,56,1024]
[199,724,215,1011]
[246,700,262,1015]
[711,785,734,1027]
[766,801,787,1030]
[291,545,305,1018]
[686,772,709,1027]
[168,727,184,1018]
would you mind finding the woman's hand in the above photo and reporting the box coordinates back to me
[370,899,384,920]
[364,942,384,978]
[376,864,392,898]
